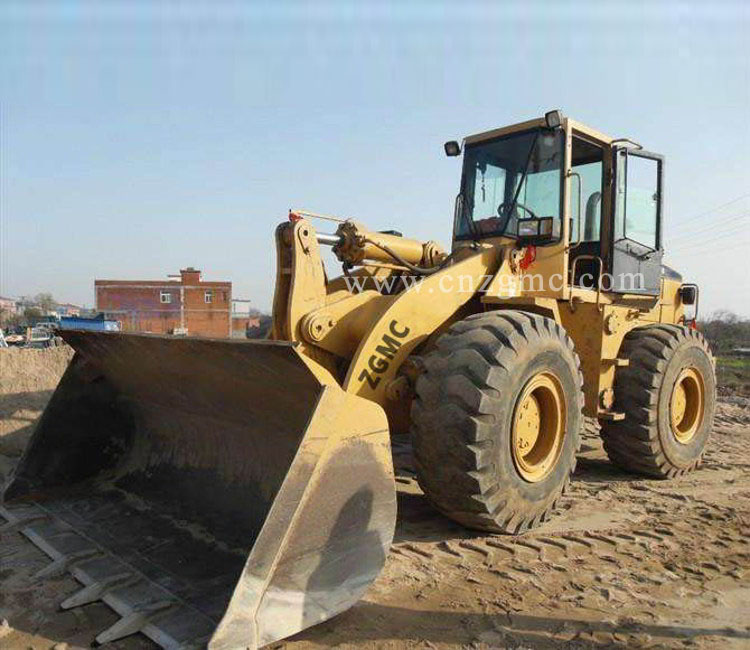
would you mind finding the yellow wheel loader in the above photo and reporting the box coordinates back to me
[1,111,716,649]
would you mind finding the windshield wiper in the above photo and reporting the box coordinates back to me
[501,131,540,226]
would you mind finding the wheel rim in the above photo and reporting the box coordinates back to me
[511,372,566,482]
[670,367,705,444]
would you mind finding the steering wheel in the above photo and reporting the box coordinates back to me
[497,202,538,220]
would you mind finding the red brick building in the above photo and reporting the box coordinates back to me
[230,315,261,338]
[95,267,232,338]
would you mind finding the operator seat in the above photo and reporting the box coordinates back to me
[571,191,602,288]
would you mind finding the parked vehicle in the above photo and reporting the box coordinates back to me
[25,327,53,348]
[4,327,28,346]
[59,314,120,332]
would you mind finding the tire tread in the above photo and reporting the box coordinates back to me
[600,325,715,478]
[411,310,583,534]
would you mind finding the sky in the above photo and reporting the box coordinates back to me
[1,1,749,316]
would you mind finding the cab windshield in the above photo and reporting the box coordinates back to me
[456,128,565,240]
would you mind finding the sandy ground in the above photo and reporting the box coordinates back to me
[1,346,749,649]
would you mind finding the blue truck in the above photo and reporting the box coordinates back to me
[58,313,120,332]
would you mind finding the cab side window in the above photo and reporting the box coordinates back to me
[616,152,660,249]
[610,148,663,295]
[570,137,604,243]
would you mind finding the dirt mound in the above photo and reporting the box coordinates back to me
[0,346,73,462]
[1,345,74,395]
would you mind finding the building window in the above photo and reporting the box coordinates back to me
[205,290,213,304]
[160,291,172,304]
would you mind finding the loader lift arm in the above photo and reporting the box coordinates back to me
[270,214,501,430]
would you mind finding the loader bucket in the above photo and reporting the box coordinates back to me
[1,331,396,650]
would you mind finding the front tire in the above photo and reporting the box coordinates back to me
[411,310,584,534]
[600,325,716,478]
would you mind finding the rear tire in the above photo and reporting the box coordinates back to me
[600,325,716,478]
[411,310,583,534]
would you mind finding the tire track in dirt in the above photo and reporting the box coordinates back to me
[1,402,749,649]
[325,403,750,649]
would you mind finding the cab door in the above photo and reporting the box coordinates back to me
[610,148,664,294]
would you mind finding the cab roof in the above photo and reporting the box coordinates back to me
[463,116,617,147]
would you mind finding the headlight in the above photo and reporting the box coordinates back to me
[518,217,554,238]
[444,140,461,157]
[544,109,564,129]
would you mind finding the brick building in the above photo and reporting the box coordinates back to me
[95,267,232,338]
[0,296,17,315]
[229,301,262,338]
[55,303,82,317]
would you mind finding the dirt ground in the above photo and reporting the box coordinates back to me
[1,346,749,649]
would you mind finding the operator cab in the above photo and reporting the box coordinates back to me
[454,127,565,242]
[449,111,665,296]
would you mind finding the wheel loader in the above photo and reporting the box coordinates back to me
[1,111,715,649]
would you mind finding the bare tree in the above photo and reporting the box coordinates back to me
[700,311,750,354]
[34,292,57,313]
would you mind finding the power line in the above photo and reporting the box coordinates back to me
[669,224,749,250]
[665,239,749,259]
[668,219,749,248]
[668,212,750,242]
[674,193,750,228]
[670,232,748,252]
[669,226,750,252]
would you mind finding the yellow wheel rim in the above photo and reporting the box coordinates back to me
[511,372,566,482]
[670,367,705,444]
